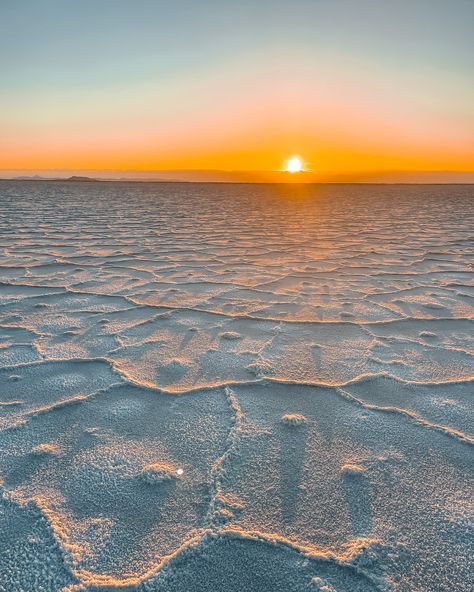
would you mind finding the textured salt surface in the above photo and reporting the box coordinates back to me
[0,181,473,591]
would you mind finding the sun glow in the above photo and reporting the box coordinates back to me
[286,157,302,173]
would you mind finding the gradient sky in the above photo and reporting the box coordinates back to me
[1,0,473,177]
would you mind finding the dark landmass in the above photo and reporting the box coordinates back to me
[65,176,99,182]
[11,175,100,182]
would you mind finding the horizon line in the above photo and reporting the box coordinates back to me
[2,168,474,185]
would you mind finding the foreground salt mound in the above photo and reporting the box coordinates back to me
[141,462,181,484]
[281,413,307,425]
[0,181,473,591]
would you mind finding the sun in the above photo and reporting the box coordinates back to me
[286,157,302,173]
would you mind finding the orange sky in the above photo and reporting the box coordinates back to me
[1,2,473,180]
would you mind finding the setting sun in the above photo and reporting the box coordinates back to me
[287,157,303,173]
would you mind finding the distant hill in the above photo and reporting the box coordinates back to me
[64,176,98,182]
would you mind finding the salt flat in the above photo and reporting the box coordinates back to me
[0,181,473,591]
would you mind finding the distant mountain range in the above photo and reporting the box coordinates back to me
[12,175,100,182]
[3,171,474,184]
